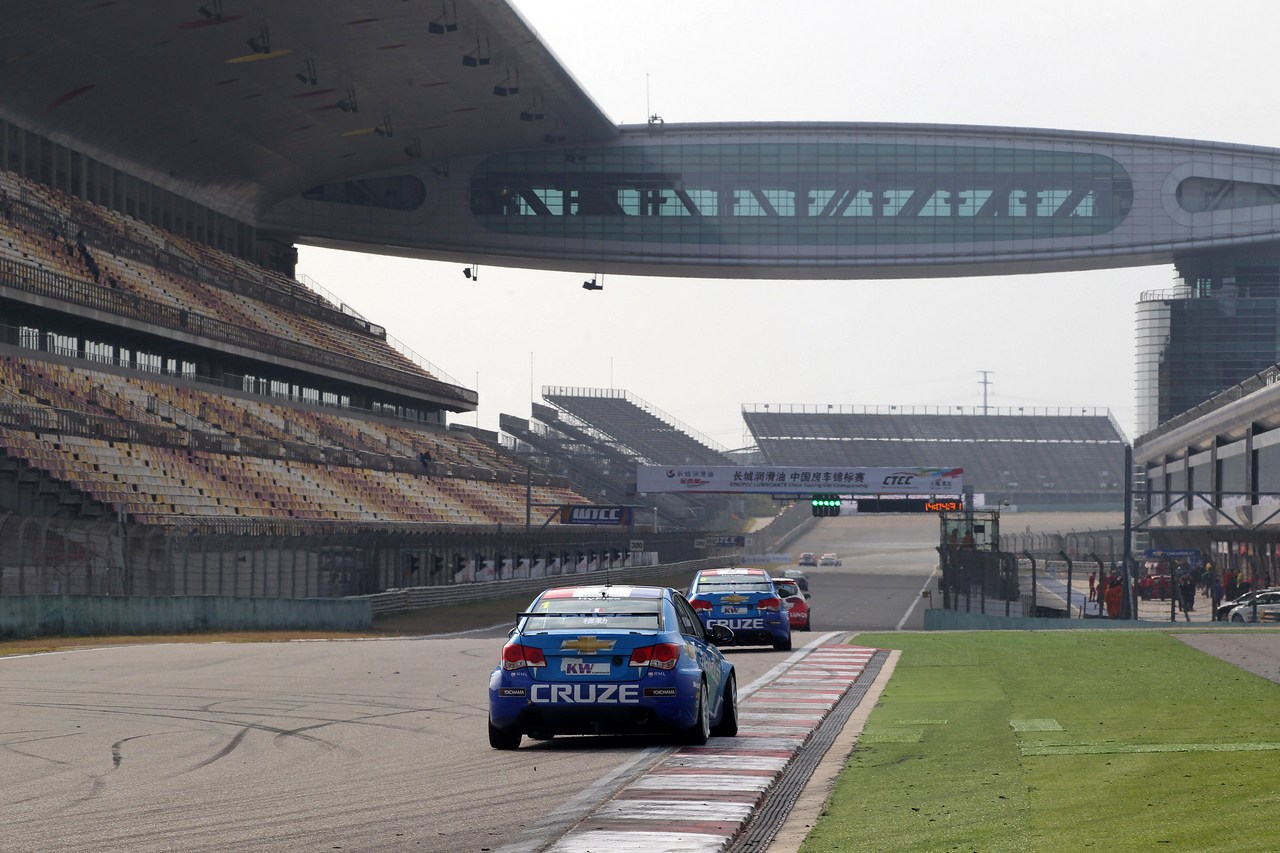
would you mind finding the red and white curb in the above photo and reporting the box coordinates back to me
[545,643,878,853]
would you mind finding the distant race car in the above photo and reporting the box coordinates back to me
[798,552,818,567]
[780,568,810,592]
[687,567,792,651]
[819,553,842,566]
[488,584,738,749]
[773,577,811,631]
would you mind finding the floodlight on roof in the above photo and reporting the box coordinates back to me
[198,1,223,21]
[582,275,603,291]
[295,58,317,85]
[462,36,490,67]
[336,84,358,113]
[493,68,520,97]
[246,27,271,54]
[543,120,567,144]
[404,139,423,158]
[463,264,478,281]
[374,113,394,138]
[519,94,545,122]
[428,1,458,34]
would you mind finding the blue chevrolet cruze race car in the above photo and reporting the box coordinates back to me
[488,584,738,749]
[688,567,793,651]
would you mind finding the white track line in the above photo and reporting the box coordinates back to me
[896,567,938,631]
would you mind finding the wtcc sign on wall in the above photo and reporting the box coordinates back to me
[636,466,963,496]
[558,505,634,525]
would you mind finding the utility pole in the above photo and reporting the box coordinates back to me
[978,370,993,415]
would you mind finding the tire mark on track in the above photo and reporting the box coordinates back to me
[191,724,254,770]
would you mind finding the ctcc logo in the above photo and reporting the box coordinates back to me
[882,472,916,487]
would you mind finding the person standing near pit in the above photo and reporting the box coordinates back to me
[1105,578,1124,619]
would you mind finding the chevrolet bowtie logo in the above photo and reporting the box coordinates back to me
[722,594,749,605]
[561,636,616,654]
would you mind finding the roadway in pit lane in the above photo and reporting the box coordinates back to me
[0,515,945,853]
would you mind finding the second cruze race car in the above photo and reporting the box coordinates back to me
[688,567,792,651]
[487,584,738,750]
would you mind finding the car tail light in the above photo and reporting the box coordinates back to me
[501,642,546,670]
[756,596,782,612]
[688,598,712,612]
[629,642,681,670]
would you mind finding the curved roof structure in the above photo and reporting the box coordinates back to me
[7,1,1280,279]
[0,0,616,223]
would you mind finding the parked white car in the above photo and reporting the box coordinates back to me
[1227,589,1280,622]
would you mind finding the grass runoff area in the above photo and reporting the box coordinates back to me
[802,632,1280,853]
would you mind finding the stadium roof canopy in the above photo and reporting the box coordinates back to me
[9,2,1280,279]
[0,0,616,224]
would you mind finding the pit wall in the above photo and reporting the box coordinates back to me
[0,595,372,639]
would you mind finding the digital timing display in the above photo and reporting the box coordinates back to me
[854,498,963,513]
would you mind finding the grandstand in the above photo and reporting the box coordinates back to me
[542,387,732,467]
[497,389,744,530]
[0,162,606,594]
[744,404,1127,509]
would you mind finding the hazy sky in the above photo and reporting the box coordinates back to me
[296,0,1280,449]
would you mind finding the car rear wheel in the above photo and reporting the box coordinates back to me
[488,718,521,750]
[711,674,738,737]
[773,635,792,651]
[681,681,711,745]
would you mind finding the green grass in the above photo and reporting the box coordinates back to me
[802,632,1280,853]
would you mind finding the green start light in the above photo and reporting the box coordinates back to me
[810,493,842,517]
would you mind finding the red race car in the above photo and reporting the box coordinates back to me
[772,577,811,631]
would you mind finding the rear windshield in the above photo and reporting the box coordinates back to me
[773,581,801,598]
[521,597,663,632]
[696,577,775,593]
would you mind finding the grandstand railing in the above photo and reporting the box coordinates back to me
[0,256,476,406]
[1137,362,1280,446]
[0,325,465,434]
[542,385,731,456]
[742,403,1115,419]
[1138,286,1193,302]
[8,190,384,342]
[0,400,568,495]
[296,272,464,389]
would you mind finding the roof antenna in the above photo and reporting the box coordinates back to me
[646,72,663,126]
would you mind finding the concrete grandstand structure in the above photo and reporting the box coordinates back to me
[0,163,613,596]
[498,390,742,531]
[744,405,1128,510]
